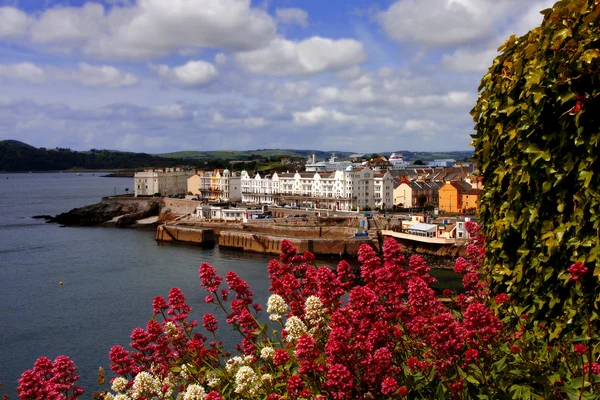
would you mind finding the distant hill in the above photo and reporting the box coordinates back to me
[0,140,36,149]
[0,141,190,172]
[0,140,473,172]
[158,149,354,160]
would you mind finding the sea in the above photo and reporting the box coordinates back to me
[0,172,461,397]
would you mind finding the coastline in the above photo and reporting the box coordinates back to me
[38,197,464,268]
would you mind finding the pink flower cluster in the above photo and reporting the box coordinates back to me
[18,217,598,399]
[18,356,84,400]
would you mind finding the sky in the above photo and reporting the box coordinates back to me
[0,0,555,153]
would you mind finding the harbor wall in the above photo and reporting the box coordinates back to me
[218,230,371,256]
[156,225,215,246]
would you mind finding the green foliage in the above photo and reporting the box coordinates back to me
[471,0,600,338]
[0,141,190,171]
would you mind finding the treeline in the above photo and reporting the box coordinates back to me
[0,141,190,171]
[0,140,295,172]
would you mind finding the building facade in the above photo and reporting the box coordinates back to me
[134,168,195,197]
[238,166,393,211]
[187,169,241,202]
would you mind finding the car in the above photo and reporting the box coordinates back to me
[300,214,308,218]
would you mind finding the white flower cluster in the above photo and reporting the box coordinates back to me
[284,316,308,342]
[102,394,131,400]
[225,355,254,373]
[261,374,273,384]
[111,377,129,393]
[206,370,221,388]
[182,384,206,400]
[304,296,329,336]
[164,321,183,340]
[267,294,289,321]
[179,363,195,379]
[131,371,162,399]
[234,366,261,396]
[260,346,276,361]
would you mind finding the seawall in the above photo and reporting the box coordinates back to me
[156,225,215,246]
[218,230,372,256]
[155,223,372,256]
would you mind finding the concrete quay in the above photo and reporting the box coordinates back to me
[155,221,373,256]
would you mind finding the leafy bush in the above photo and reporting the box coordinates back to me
[471,0,599,339]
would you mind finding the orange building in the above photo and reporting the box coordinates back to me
[438,181,472,212]
[462,189,481,212]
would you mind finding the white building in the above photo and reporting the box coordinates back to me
[134,168,195,197]
[241,171,278,204]
[304,153,356,172]
[388,153,408,167]
[374,171,395,209]
[187,169,241,202]
[195,205,247,221]
[239,166,394,211]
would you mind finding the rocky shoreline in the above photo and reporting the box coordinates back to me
[34,198,163,227]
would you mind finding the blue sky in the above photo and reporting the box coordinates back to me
[0,0,555,153]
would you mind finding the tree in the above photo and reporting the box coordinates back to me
[416,194,427,208]
[471,0,599,338]
[412,160,425,165]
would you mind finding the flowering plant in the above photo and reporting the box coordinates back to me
[17,221,599,399]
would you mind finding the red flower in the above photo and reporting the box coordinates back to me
[203,313,218,332]
[407,357,419,371]
[199,263,223,293]
[510,345,521,354]
[398,386,408,396]
[584,362,600,375]
[152,296,168,314]
[465,349,479,362]
[568,262,588,281]
[495,293,509,304]
[273,349,290,366]
[574,344,587,355]
[381,377,398,395]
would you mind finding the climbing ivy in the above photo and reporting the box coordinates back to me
[472,0,600,339]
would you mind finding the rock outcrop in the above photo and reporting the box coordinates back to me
[47,199,162,227]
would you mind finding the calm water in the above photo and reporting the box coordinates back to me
[0,173,461,396]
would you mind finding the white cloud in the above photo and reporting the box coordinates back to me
[212,112,270,128]
[0,62,138,87]
[30,3,106,51]
[404,119,438,131]
[152,60,218,87]
[0,62,47,83]
[378,0,495,46]
[275,8,309,28]
[292,107,358,125]
[442,49,499,73]
[0,7,31,37]
[151,104,185,118]
[6,0,276,60]
[439,0,554,73]
[70,63,138,87]
[236,36,366,76]
[214,53,228,65]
